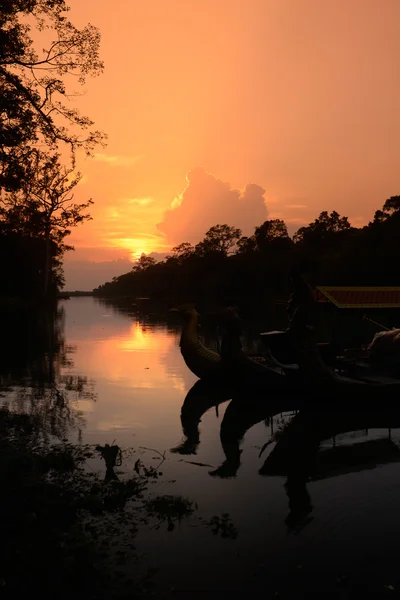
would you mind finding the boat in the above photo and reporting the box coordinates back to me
[171,275,400,401]
[171,304,296,394]
[216,307,400,401]
[170,305,223,379]
[258,272,400,400]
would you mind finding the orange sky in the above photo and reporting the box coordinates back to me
[63,0,400,289]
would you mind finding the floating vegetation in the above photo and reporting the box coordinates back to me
[144,494,195,531]
[202,513,238,540]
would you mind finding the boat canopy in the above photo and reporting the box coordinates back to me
[313,286,400,309]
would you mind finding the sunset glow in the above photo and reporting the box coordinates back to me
[113,238,157,261]
[62,0,400,290]
[75,320,188,393]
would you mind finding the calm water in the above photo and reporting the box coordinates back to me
[4,296,400,597]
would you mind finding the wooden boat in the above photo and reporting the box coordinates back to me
[215,306,400,401]
[261,329,400,381]
[171,305,296,393]
[170,305,223,379]
[171,281,400,400]
[258,272,400,400]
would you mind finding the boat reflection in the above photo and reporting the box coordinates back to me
[261,406,400,529]
[175,378,400,531]
[170,378,234,455]
[210,394,297,478]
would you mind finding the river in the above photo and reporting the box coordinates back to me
[3,296,400,597]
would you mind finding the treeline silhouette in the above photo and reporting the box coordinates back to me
[94,196,400,309]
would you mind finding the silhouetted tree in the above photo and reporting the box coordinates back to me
[168,242,195,262]
[254,219,289,246]
[132,254,156,272]
[293,211,351,245]
[354,196,400,285]
[236,235,257,255]
[1,151,93,295]
[195,224,242,257]
[373,195,400,223]
[0,0,105,191]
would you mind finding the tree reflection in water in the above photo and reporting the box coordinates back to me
[0,303,96,440]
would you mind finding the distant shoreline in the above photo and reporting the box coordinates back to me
[58,291,94,298]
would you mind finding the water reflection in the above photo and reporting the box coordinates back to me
[0,304,95,440]
[170,364,400,538]
[268,408,400,531]
[170,378,235,455]
[67,300,186,393]
[209,396,291,477]
[5,297,400,594]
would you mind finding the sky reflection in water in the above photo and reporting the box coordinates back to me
[5,296,400,595]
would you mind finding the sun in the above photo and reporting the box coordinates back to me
[115,237,155,262]
[131,248,147,260]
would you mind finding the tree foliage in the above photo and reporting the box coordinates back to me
[293,211,351,245]
[132,254,156,272]
[168,242,195,263]
[1,151,93,294]
[0,0,106,190]
[238,219,292,255]
[373,195,400,223]
[0,0,104,300]
[194,224,242,257]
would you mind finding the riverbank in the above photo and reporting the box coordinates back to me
[0,409,158,600]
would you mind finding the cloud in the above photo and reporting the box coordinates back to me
[127,197,154,206]
[103,198,155,223]
[157,167,268,245]
[93,153,142,167]
[285,204,308,209]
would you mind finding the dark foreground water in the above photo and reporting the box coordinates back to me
[3,296,400,598]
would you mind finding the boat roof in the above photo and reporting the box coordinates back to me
[314,286,400,308]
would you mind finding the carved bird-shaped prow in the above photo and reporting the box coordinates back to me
[170,304,222,379]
